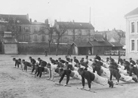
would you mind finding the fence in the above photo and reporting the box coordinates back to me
[104,50,125,56]
[18,43,70,55]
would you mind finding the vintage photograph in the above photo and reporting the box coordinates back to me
[0,0,138,98]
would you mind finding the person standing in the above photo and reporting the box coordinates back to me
[45,49,48,56]
[109,58,121,84]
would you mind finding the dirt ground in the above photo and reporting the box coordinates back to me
[0,55,138,98]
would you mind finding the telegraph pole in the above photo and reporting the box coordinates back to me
[89,7,91,24]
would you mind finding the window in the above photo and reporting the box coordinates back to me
[137,40,138,51]
[24,26,30,32]
[41,35,45,42]
[131,22,135,33]
[137,22,138,33]
[131,40,135,51]
[34,35,38,42]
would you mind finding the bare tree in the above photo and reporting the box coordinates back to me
[48,27,54,54]
[116,30,125,43]
[54,27,67,55]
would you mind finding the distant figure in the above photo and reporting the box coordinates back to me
[45,50,48,56]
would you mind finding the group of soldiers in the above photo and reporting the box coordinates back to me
[12,55,138,91]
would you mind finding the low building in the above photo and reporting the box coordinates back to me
[70,34,112,55]
[110,42,123,50]
[2,31,18,54]
[71,41,92,55]
[90,34,112,55]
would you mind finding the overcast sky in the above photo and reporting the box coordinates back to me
[0,0,138,31]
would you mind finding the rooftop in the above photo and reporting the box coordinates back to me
[125,7,138,17]
[0,14,30,24]
[55,21,94,29]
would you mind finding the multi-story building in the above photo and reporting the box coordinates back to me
[29,20,50,43]
[0,14,31,42]
[0,14,50,43]
[53,20,95,43]
[0,14,50,54]
[125,7,138,58]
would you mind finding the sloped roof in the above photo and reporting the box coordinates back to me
[92,34,105,42]
[125,7,138,17]
[73,41,91,47]
[0,14,30,24]
[31,22,46,25]
[56,21,94,29]
[110,42,123,47]
[120,38,125,45]
[89,40,112,47]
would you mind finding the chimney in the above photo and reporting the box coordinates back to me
[27,13,29,20]
[30,18,32,23]
[45,19,48,24]
[34,20,37,22]
[54,19,57,23]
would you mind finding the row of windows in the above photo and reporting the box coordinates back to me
[130,39,138,52]
[19,35,48,42]
[131,21,138,33]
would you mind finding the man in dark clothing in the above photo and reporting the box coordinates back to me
[58,58,66,64]
[22,59,32,72]
[80,58,84,64]
[109,58,121,83]
[38,58,47,67]
[13,58,21,68]
[29,57,36,74]
[59,62,73,86]
[73,57,80,67]
[94,55,101,61]
[13,58,18,68]
[124,59,131,75]
[18,58,22,68]
[118,58,123,65]
[106,57,110,63]
[129,58,136,66]
[93,59,103,76]
[74,57,79,64]
[35,58,47,78]
[65,55,70,62]
[78,68,95,91]
[50,58,57,64]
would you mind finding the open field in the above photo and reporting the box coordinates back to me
[0,55,138,98]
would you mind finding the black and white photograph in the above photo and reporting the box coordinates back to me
[0,0,138,98]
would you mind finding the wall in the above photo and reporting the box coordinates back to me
[4,44,18,54]
[30,34,49,43]
[18,43,69,55]
[126,15,138,59]
[55,29,94,43]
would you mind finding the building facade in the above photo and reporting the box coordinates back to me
[125,7,138,58]
[29,21,50,43]
[53,20,95,44]
[0,14,50,54]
